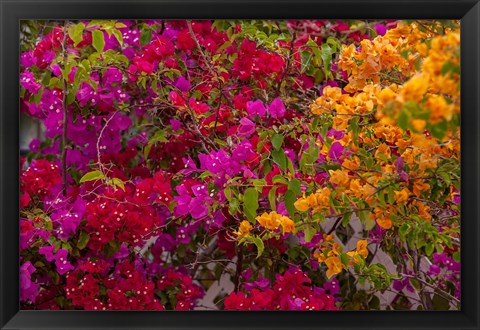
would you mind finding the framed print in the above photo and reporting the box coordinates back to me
[1,0,479,329]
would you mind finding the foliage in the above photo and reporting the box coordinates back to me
[19,19,460,310]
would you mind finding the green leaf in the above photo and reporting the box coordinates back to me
[268,186,278,211]
[432,292,450,310]
[441,61,460,76]
[87,20,104,28]
[144,130,168,159]
[341,212,352,227]
[92,30,105,53]
[300,50,312,74]
[251,178,267,192]
[435,243,444,254]
[452,250,460,262]
[284,189,296,218]
[369,295,380,310]
[250,236,265,258]
[271,133,284,151]
[140,27,152,46]
[272,175,288,185]
[224,186,233,202]
[79,170,105,183]
[77,231,90,250]
[349,116,360,144]
[228,198,239,216]
[288,179,301,196]
[409,278,421,291]
[111,178,125,191]
[299,143,319,174]
[104,240,121,258]
[272,148,287,172]
[304,224,316,243]
[320,44,333,71]
[68,22,85,46]
[425,242,434,256]
[430,120,448,141]
[112,29,123,46]
[340,253,350,266]
[437,171,451,186]
[243,188,259,223]
[397,109,410,130]
[399,223,411,240]
[32,88,44,105]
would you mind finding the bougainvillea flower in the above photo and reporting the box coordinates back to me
[328,142,345,162]
[268,98,286,119]
[20,261,39,302]
[238,117,256,137]
[246,99,266,118]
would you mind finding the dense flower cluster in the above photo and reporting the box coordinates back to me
[20,19,460,310]
[225,269,337,310]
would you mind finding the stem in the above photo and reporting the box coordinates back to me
[233,245,243,293]
[276,23,298,94]
[327,216,343,235]
[60,22,69,196]
[186,20,216,77]
[401,273,460,306]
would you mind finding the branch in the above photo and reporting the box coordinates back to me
[96,111,119,177]
[186,20,216,77]
[276,24,298,94]
[60,22,69,196]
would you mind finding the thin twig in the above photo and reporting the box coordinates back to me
[60,22,69,196]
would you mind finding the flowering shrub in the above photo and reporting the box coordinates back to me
[20,19,459,310]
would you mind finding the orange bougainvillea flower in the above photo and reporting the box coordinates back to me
[325,256,344,279]
[376,217,393,230]
[256,212,280,230]
[234,220,253,238]
[314,251,326,263]
[294,196,310,212]
[256,211,295,234]
[328,169,350,187]
[412,200,432,221]
[279,216,296,234]
[356,239,369,258]
[375,143,392,160]
[394,188,410,203]
[413,180,430,197]
[400,75,429,103]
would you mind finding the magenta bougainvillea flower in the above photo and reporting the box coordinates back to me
[246,99,266,118]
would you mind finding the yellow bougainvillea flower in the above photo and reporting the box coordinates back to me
[356,239,369,258]
[294,195,310,212]
[325,256,344,279]
[256,211,295,234]
[412,200,432,221]
[323,233,335,242]
[328,169,350,187]
[375,143,391,160]
[279,216,296,234]
[394,188,410,203]
[377,87,397,105]
[294,188,332,213]
[376,217,393,230]
[400,75,429,103]
[342,156,361,171]
[256,212,280,230]
[234,220,253,238]
[413,180,430,197]
[346,239,369,265]
[314,251,326,263]
[411,119,427,132]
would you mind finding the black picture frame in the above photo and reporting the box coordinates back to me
[1,0,479,329]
